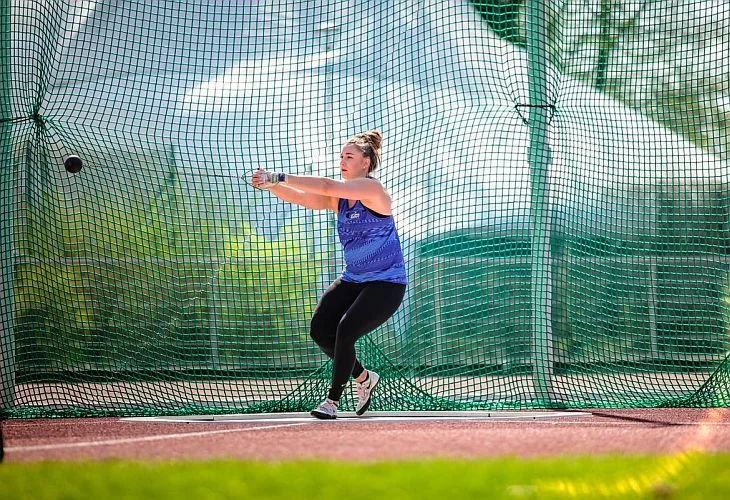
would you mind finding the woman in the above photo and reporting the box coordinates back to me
[251,130,407,419]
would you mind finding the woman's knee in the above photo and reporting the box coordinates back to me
[335,315,365,345]
[310,311,333,345]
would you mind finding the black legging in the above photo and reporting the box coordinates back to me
[310,279,406,401]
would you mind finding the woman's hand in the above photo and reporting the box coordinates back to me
[251,168,283,190]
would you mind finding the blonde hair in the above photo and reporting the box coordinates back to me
[346,130,383,172]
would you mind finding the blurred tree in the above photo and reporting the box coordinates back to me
[472,0,729,159]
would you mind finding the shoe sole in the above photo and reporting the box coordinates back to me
[310,410,337,420]
[355,373,380,416]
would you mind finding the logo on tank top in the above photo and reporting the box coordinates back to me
[347,212,360,220]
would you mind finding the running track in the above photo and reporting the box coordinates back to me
[3,408,730,462]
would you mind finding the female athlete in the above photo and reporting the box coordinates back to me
[251,130,407,419]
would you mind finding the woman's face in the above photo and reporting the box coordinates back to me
[339,144,370,180]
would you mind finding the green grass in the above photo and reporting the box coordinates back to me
[1,453,729,499]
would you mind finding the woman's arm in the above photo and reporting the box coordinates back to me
[283,175,392,214]
[251,169,337,211]
[267,183,338,211]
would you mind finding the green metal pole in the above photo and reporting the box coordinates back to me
[0,0,15,413]
[525,0,555,406]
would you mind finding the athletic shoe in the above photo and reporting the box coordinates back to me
[355,370,380,416]
[310,399,338,420]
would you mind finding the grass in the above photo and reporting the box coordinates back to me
[1,453,729,499]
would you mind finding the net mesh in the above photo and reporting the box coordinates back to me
[1,0,729,418]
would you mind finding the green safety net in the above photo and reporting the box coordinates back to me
[1,0,729,419]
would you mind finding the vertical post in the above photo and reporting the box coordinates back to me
[317,14,341,287]
[208,261,219,365]
[433,259,445,364]
[648,188,658,359]
[0,0,15,412]
[206,180,219,366]
[526,0,555,405]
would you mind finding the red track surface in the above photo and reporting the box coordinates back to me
[3,409,730,462]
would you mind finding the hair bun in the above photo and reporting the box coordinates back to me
[363,130,382,151]
[345,130,383,172]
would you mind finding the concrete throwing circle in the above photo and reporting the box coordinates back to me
[124,410,591,424]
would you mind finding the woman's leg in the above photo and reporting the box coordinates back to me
[309,279,366,378]
[326,282,406,401]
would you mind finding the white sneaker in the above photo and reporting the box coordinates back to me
[355,370,380,416]
[310,399,338,420]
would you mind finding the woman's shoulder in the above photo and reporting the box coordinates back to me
[361,175,387,191]
[344,176,388,195]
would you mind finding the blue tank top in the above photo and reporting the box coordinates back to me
[337,198,407,284]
